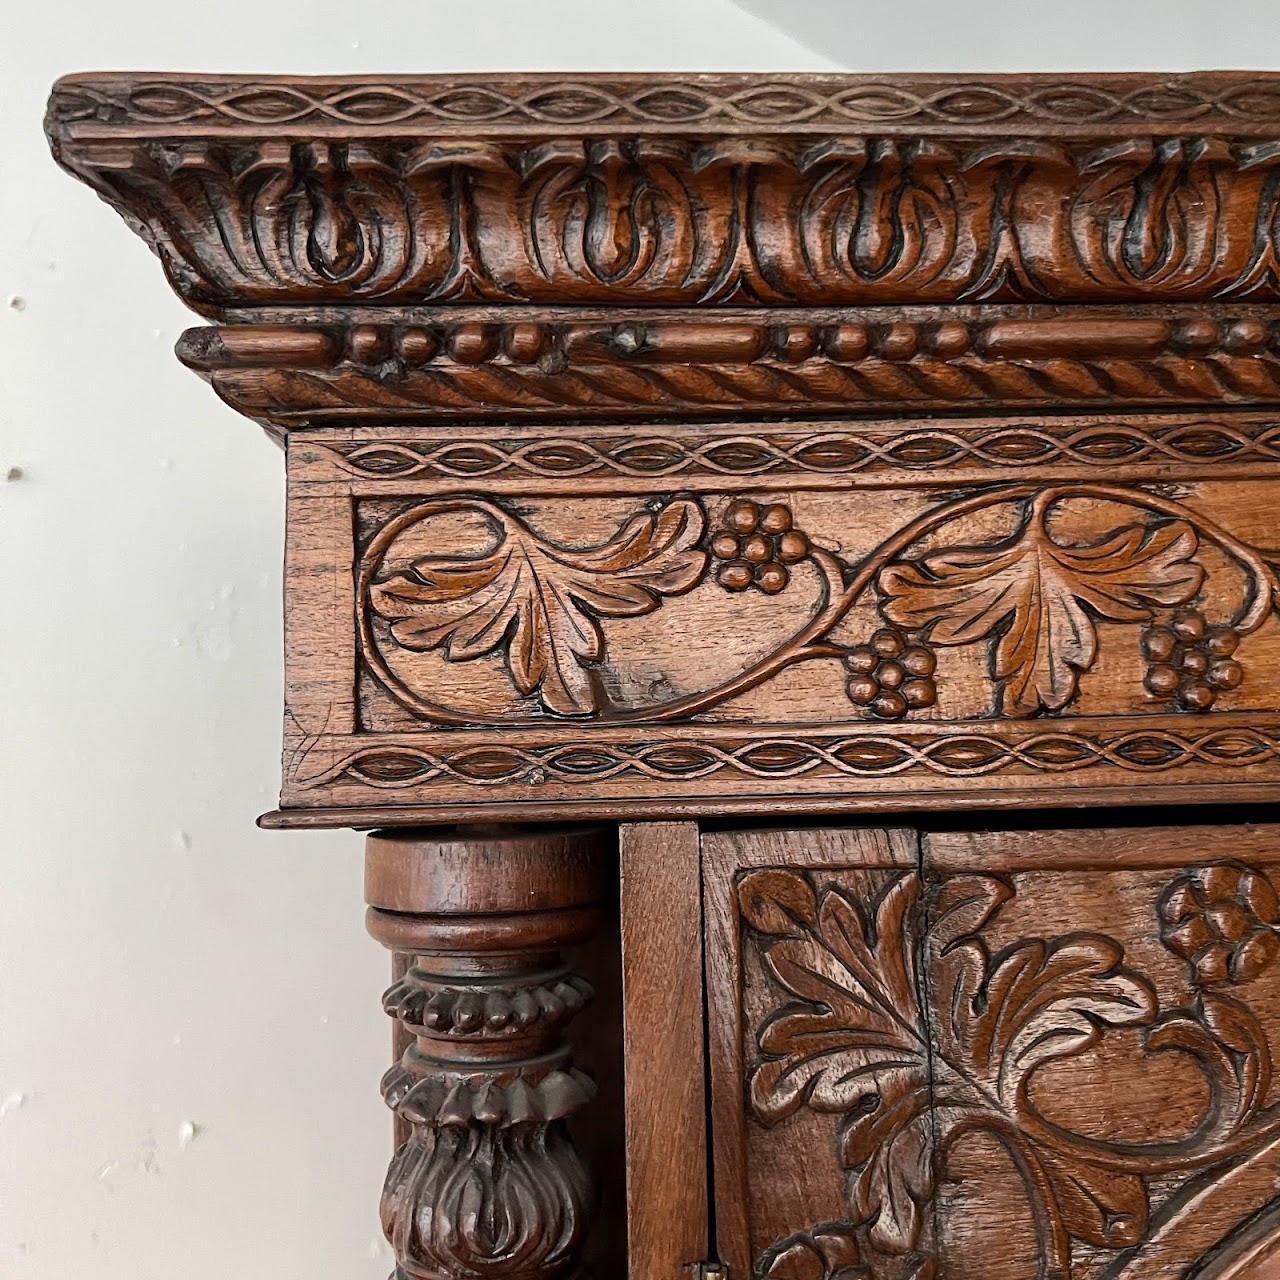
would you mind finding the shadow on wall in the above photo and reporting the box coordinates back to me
[731,0,1271,73]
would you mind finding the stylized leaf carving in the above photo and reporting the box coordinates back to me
[748,873,927,1125]
[934,929,1158,1110]
[368,497,707,715]
[745,872,932,1255]
[746,868,1272,1275]
[879,512,1204,715]
[1037,1150,1149,1249]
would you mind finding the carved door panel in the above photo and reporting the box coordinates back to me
[703,822,1280,1280]
[923,825,1280,1280]
[703,825,930,1280]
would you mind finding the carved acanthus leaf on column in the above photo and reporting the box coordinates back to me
[365,828,604,1280]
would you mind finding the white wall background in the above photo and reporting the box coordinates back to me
[5,3,1280,1276]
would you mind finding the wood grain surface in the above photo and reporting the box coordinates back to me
[620,822,708,1280]
[44,68,1280,1280]
[43,69,1280,825]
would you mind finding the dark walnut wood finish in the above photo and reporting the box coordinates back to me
[366,826,604,1280]
[44,70,1280,1280]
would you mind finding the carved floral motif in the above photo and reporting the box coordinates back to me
[381,1096,593,1280]
[744,865,1280,1279]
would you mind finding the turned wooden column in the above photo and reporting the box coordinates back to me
[365,826,604,1280]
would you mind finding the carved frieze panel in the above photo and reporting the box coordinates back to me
[279,426,1280,817]
[704,824,1280,1280]
[45,71,1280,824]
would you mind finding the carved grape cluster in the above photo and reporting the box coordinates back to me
[1159,863,1280,986]
[1142,609,1243,711]
[711,499,811,595]
[844,629,938,719]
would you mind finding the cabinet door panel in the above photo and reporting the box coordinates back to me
[702,826,924,1280]
[924,825,1280,1280]
[704,822,1280,1280]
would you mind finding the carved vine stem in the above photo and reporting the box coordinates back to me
[747,864,1280,1280]
[360,483,1280,727]
[624,482,1280,723]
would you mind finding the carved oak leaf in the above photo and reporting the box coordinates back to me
[879,516,1204,715]
[368,497,706,716]
[746,871,932,1254]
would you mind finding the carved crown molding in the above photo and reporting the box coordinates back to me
[48,70,1280,824]
[45,71,1280,324]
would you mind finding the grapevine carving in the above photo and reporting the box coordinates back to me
[878,498,1204,716]
[362,496,706,719]
[744,865,1280,1279]
[357,484,1280,728]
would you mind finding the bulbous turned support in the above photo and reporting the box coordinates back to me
[365,826,605,1280]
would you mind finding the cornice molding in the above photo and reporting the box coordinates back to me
[178,309,1280,424]
[44,70,1280,827]
[44,72,1280,336]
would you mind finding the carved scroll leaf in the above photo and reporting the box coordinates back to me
[1146,991,1271,1143]
[368,497,706,716]
[747,872,927,1123]
[879,516,1205,715]
[930,883,1160,1249]
[745,871,933,1255]
[745,871,1273,1270]
[936,933,1159,1109]
[928,877,1159,1251]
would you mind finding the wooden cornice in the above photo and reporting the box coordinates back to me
[46,71,1280,428]
[46,72,1280,826]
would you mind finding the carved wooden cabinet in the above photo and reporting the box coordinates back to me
[44,70,1280,1280]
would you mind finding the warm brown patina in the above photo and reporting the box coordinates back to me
[47,70,1280,1279]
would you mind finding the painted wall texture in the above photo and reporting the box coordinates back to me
[4,2,1280,1276]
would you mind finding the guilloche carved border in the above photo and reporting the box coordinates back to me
[296,414,1280,484]
[301,722,1280,791]
[46,72,1280,136]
